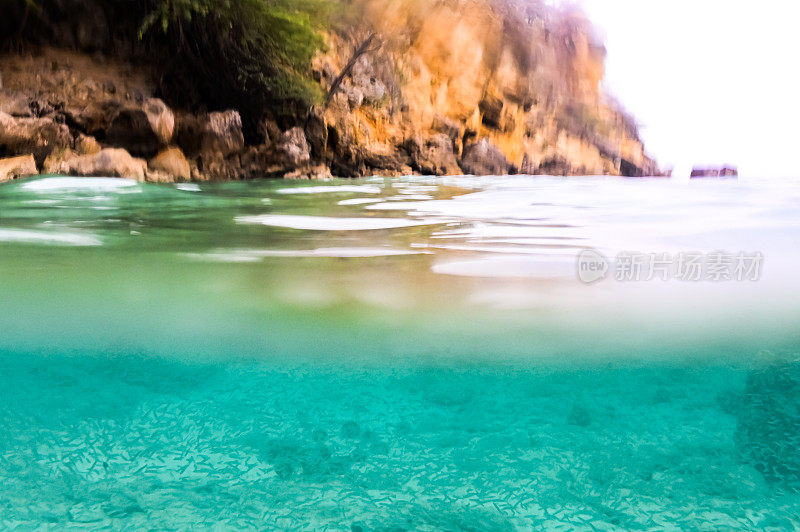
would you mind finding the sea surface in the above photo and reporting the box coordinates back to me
[1,175,799,530]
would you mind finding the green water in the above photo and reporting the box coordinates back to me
[1,175,799,529]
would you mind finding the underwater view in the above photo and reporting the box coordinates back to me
[1,175,799,529]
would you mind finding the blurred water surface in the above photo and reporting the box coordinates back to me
[1,175,799,529]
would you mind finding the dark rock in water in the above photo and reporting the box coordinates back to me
[690,166,738,178]
[735,361,800,489]
[567,404,591,427]
[461,138,509,176]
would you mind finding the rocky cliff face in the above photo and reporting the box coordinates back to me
[0,0,659,181]
[311,0,660,177]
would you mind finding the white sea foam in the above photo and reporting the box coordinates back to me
[20,177,140,192]
[276,185,382,195]
[0,228,102,246]
[235,214,438,231]
[175,183,201,192]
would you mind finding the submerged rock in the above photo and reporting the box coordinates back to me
[0,154,37,182]
[461,138,509,176]
[567,404,592,427]
[735,361,800,490]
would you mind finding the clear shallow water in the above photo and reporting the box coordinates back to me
[1,175,800,529]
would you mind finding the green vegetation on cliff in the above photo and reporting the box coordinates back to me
[2,0,336,129]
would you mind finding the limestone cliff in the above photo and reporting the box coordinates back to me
[0,0,659,181]
[312,0,659,177]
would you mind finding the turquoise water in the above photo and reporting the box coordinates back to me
[1,175,800,529]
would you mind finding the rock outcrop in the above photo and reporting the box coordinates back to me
[48,148,147,181]
[149,147,191,181]
[691,166,738,178]
[461,139,510,176]
[0,111,72,165]
[308,0,661,177]
[0,154,38,182]
[105,98,174,157]
[201,111,245,157]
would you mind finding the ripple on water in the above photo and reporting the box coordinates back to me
[234,214,442,231]
[187,247,428,262]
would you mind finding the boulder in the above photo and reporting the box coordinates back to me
[149,147,190,180]
[461,138,509,176]
[105,98,174,156]
[52,148,147,181]
[0,154,38,182]
[276,127,311,167]
[0,111,72,165]
[201,110,245,157]
[405,134,461,176]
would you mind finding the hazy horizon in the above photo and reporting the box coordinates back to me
[573,0,800,178]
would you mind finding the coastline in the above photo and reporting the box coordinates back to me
[1,0,661,184]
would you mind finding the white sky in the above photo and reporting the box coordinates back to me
[571,0,800,177]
